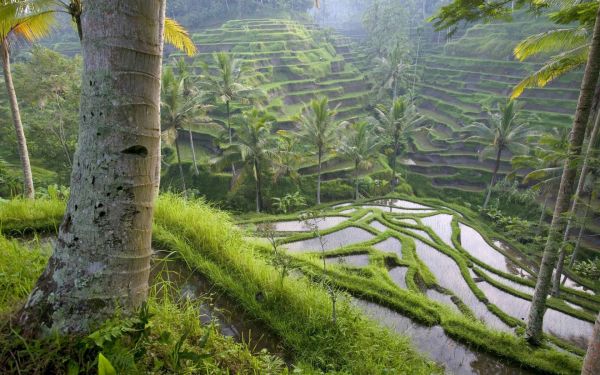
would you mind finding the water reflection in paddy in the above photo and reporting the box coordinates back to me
[370,199,432,210]
[476,267,535,295]
[402,227,433,241]
[459,224,528,277]
[369,220,389,232]
[426,289,460,312]
[477,282,592,349]
[421,214,455,248]
[373,237,403,258]
[325,254,370,267]
[283,227,374,253]
[414,239,510,332]
[361,205,436,214]
[354,299,534,375]
[389,267,408,289]
[271,216,346,232]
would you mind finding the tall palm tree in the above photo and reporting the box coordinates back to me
[372,42,413,100]
[512,127,569,233]
[272,130,302,183]
[200,52,260,175]
[462,100,532,209]
[583,311,600,375]
[373,97,423,183]
[527,4,600,345]
[161,65,211,192]
[1,1,55,198]
[339,121,381,200]
[298,97,341,205]
[552,109,600,296]
[228,109,274,213]
[20,0,165,334]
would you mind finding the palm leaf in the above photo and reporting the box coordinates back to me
[514,28,588,61]
[164,17,197,57]
[511,45,588,99]
[11,10,56,43]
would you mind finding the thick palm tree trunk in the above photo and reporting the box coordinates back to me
[582,312,600,375]
[552,111,600,297]
[174,134,187,194]
[317,147,323,205]
[526,6,600,345]
[18,0,164,334]
[188,127,199,175]
[1,39,35,199]
[552,110,600,296]
[483,147,502,209]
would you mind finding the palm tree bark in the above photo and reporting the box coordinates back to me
[174,133,187,194]
[354,160,359,200]
[1,39,35,199]
[226,100,236,176]
[552,109,600,296]
[154,0,166,196]
[526,5,600,345]
[582,312,600,375]
[188,127,199,174]
[538,195,548,234]
[483,146,503,209]
[567,192,593,270]
[18,0,164,334]
[254,158,262,213]
[317,146,323,205]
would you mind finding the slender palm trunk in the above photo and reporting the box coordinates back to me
[392,72,398,101]
[19,0,164,334]
[582,312,600,375]
[483,147,502,209]
[411,34,421,100]
[317,147,323,205]
[526,6,600,345]
[254,158,262,213]
[188,127,199,174]
[174,133,187,194]
[567,192,593,269]
[1,39,35,199]
[391,134,400,188]
[226,100,236,176]
[538,195,549,234]
[354,159,359,200]
[552,111,600,296]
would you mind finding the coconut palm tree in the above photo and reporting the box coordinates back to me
[1,1,56,198]
[161,65,211,192]
[373,97,423,183]
[339,121,381,200]
[20,0,165,334]
[512,127,569,233]
[200,52,261,175]
[227,109,275,213]
[298,97,341,205]
[526,4,600,345]
[583,311,600,375]
[463,100,532,209]
[272,130,303,183]
[371,42,413,100]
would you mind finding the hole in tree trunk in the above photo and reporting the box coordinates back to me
[121,145,148,157]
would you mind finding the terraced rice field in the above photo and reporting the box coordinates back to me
[244,197,599,373]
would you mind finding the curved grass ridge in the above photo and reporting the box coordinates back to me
[153,194,441,373]
[247,195,592,373]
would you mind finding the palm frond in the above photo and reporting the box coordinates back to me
[511,45,589,98]
[514,28,588,61]
[11,10,56,43]
[164,17,197,57]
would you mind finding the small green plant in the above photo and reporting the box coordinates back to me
[272,191,306,213]
[573,258,600,280]
[257,223,294,287]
